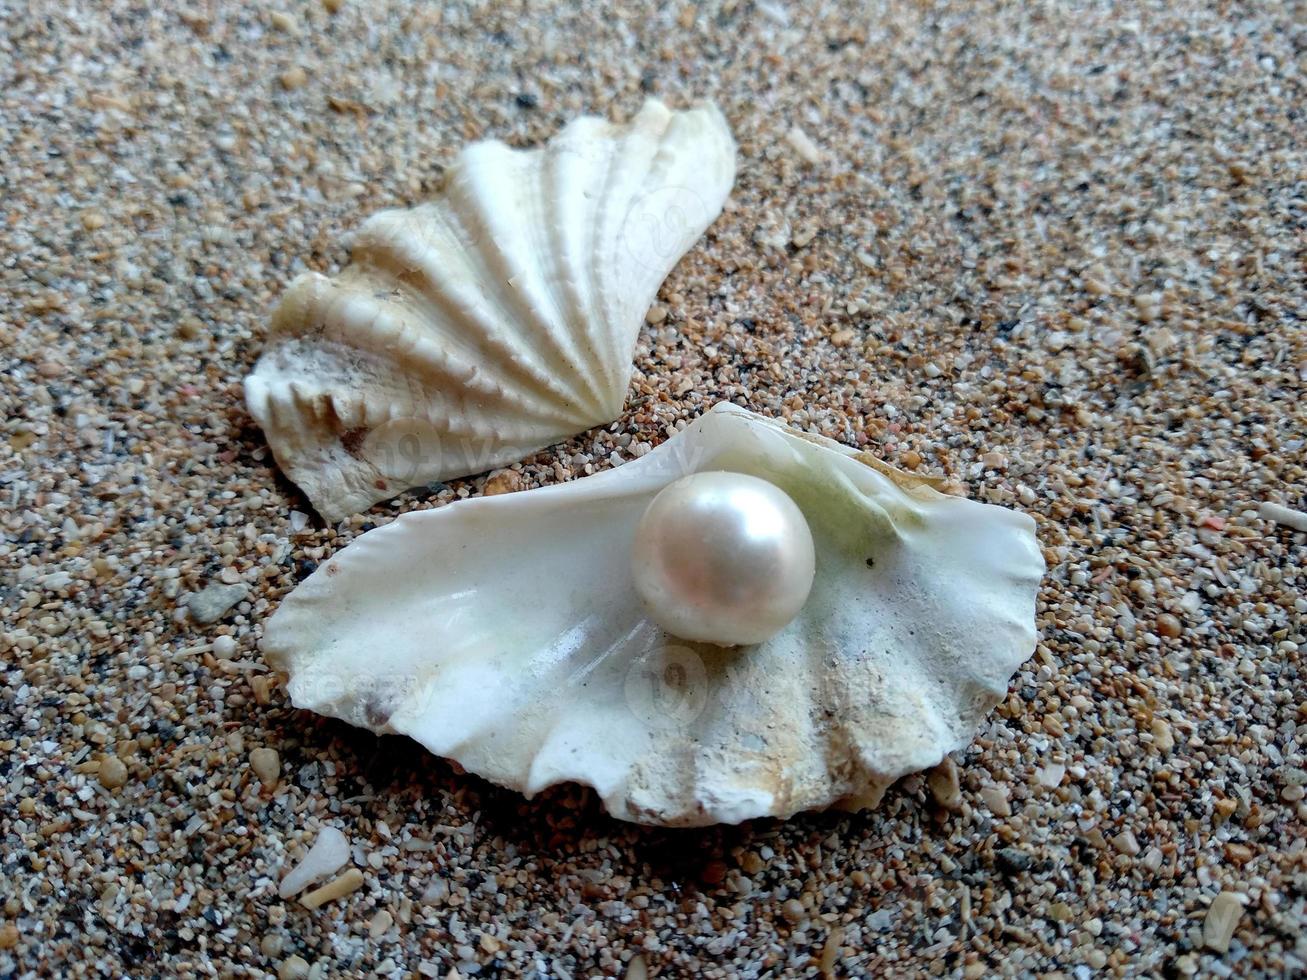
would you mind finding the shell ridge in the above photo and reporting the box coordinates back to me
[604,104,734,370]
[545,118,622,411]
[606,100,686,348]
[585,103,672,395]
[260,364,572,511]
[266,271,326,339]
[355,207,598,424]
[531,127,613,416]
[442,144,609,421]
[580,121,627,399]
[488,141,610,417]
[432,160,577,398]
[350,210,586,419]
[312,285,550,416]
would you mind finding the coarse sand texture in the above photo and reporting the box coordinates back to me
[1,2,1303,977]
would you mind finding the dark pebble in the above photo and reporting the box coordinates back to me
[995,847,1034,875]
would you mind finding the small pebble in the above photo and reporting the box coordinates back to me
[926,757,962,811]
[1224,843,1253,865]
[699,860,728,885]
[250,747,281,788]
[482,470,523,496]
[819,926,842,974]
[212,635,237,658]
[784,125,824,165]
[420,878,449,905]
[1203,892,1245,953]
[98,756,129,790]
[1214,797,1239,824]
[1035,762,1065,788]
[301,868,366,909]
[185,583,248,625]
[277,955,310,980]
[979,784,1012,818]
[1156,613,1182,638]
[369,909,394,938]
[1112,830,1141,856]
[792,224,818,248]
[279,826,351,899]
[280,66,308,91]
[995,847,1034,875]
[1047,902,1073,923]
[1151,717,1175,753]
[251,674,276,705]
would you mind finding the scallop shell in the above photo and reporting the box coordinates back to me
[245,100,736,521]
[263,403,1044,826]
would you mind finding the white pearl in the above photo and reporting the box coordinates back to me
[630,471,816,646]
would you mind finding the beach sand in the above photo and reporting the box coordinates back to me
[1,1,1303,975]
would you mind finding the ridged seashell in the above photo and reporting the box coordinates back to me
[263,404,1044,827]
[245,100,736,521]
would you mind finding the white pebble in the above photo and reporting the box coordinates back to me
[1203,893,1245,953]
[279,826,351,899]
[784,125,825,165]
[1258,500,1307,532]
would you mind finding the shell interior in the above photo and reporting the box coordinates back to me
[262,403,1044,827]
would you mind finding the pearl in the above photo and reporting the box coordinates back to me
[630,471,816,646]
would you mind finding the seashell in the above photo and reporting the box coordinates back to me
[245,99,736,521]
[262,403,1044,827]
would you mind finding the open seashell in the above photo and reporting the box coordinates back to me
[262,403,1044,827]
[245,99,736,521]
